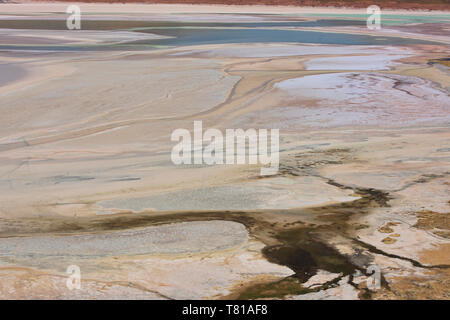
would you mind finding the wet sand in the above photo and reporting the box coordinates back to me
[0,63,26,87]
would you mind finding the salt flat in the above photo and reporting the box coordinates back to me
[0,2,449,299]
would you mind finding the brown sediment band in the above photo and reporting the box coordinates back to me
[29,0,450,11]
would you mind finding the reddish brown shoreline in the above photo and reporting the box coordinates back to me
[27,0,450,11]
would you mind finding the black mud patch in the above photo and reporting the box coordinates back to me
[0,178,392,299]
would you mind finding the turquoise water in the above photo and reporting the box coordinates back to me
[134,27,442,46]
[0,18,365,30]
[301,13,450,25]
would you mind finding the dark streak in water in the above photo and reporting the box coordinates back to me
[352,237,450,269]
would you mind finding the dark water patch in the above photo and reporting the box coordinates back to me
[233,224,362,299]
[262,228,355,281]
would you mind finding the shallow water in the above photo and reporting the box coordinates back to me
[0,19,444,51]
[302,13,450,25]
[0,19,366,30]
[135,27,439,47]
